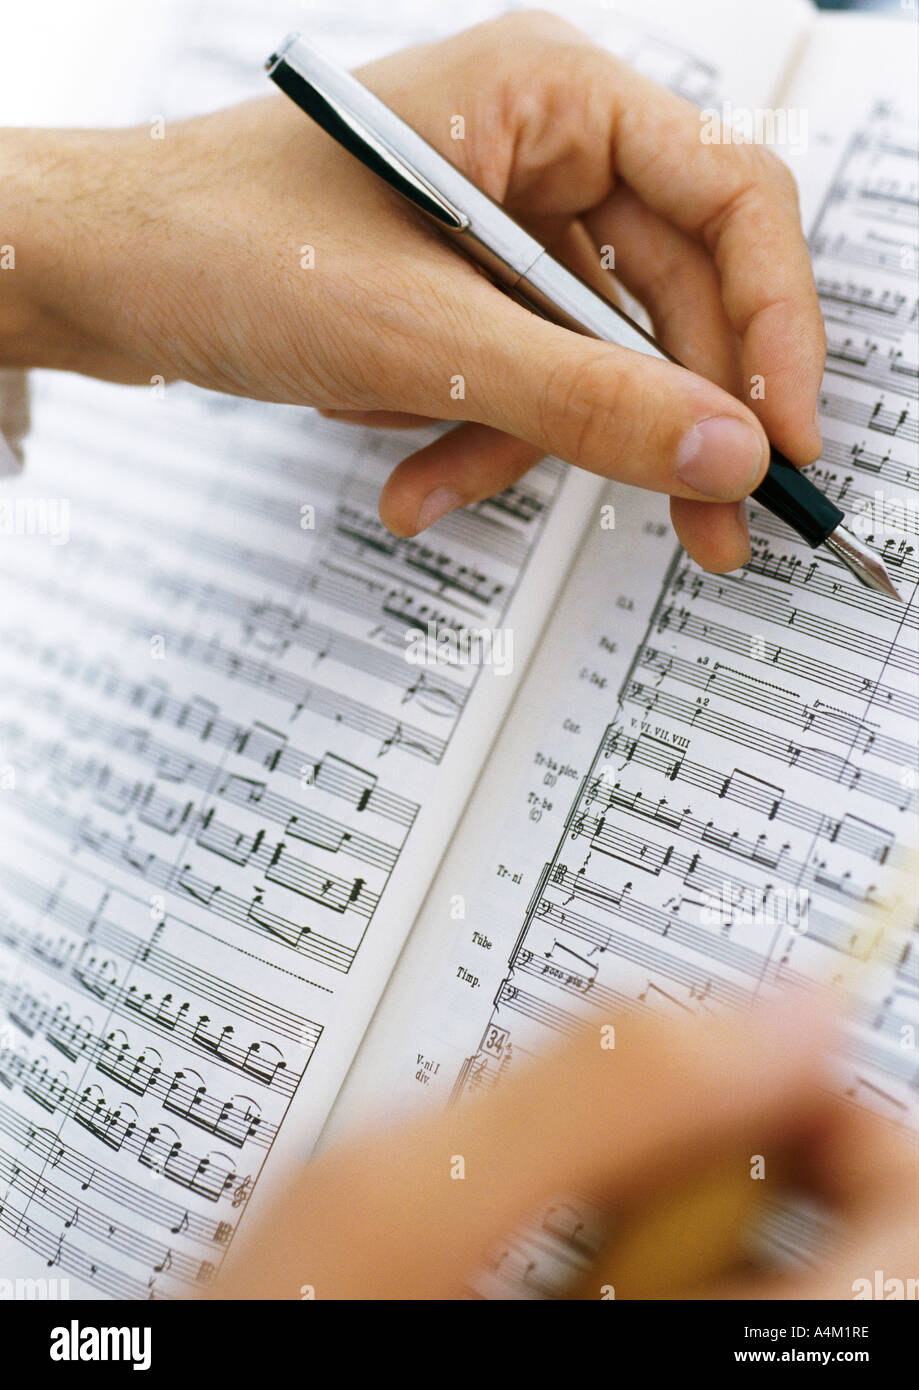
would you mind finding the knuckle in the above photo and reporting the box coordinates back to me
[536,346,632,465]
[742,142,799,202]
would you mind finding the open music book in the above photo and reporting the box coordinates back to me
[0,0,915,1300]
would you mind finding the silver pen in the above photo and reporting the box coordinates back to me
[266,32,900,600]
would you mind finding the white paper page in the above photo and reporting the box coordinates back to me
[0,0,606,1301]
[325,14,919,1296]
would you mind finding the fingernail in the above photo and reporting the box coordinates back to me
[414,487,464,532]
[676,416,767,499]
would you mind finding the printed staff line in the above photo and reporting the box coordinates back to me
[530,870,910,1054]
[809,466,919,534]
[543,867,792,986]
[0,945,304,1112]
[34,417,340,533]
[0,855,319,1053]
[0,810,339,1004]
[32,393,353,508]
[0,1039,268,1167]
[334,503,513,602]
[638,647,918,771]
[823,342,918,395]
[0,564,447,764]
[816,387,918,442]
[0,1005,279,1152]
[626,679,916,808]
[0,1148,209,1288]
[0,661,419,830]
[573,796,882,914]
[0,1100,231,1247]
[655,605,918,721]
[1,1070,251,1209]
[748,512,919,596]
[671,566,917,675]
[811,228,919,280]
[836,1028,919,1090]
[22,424,529,595]
[0,1196,151,1301]
[583,767,896,868]
[340,490,539,572]
[56,791,376,924]
[6,723,404,879]
[144,567,469,713]
[757,1194,854,1265]
[36,528,471,716]
[601,727,912,850]
[456,106,919,1147]
[848,186,919,224]
[0,969,302,1104]
[511,946,649,1019]
[818,434,919,491]
[528,894,751,1006]
[493,978,586,1038]
[817,279,918,335]
[316,555,488,627]
[12,793,366,970]
[746,536,919,611]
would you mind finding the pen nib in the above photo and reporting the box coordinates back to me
[824,524,902,601]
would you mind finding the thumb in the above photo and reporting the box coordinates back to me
[213,990,837,1299]
[430,285,771,506]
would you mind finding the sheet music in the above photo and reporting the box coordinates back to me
[1,0,908,1304]
[0,0,618,1299]
[326,17,919,1296]
[0,376,607,1297]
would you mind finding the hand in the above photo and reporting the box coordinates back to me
[0,12,825,572]
[211,995,917,1300]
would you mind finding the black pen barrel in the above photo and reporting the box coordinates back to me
[752,452,844,547]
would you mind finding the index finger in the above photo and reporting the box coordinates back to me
[564,47,825,462]
[472,16,826,465]
[366,15,825,465]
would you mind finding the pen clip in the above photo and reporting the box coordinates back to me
[267,54,470,231]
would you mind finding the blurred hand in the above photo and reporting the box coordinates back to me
[211,994,917,1300]
[0,11,825,571]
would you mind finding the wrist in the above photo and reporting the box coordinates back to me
[0,129,80,366]
[0,126,144,374]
